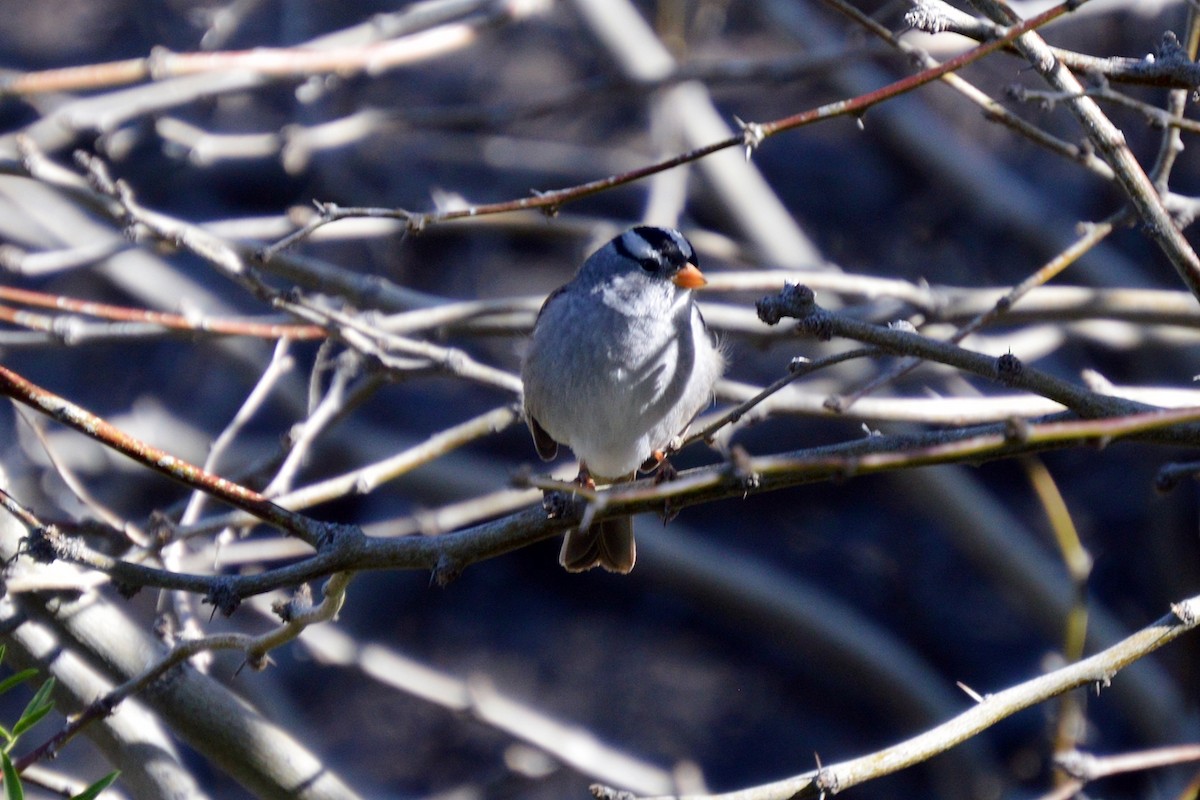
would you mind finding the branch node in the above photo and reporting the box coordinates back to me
[734,115,766,161]
[1054,749,1095,780]
[114,581,141,599]
[801,310,835,341]
[1004,416,1031,443]
[540,489,577,521]
[814,750,839,795]
[728,445,760,494]
[995,351,1023,385]
[510,464,533,489]
[318,521,361,552]
[22,526,59,563]
[903,1,954,34]
[205,579,242,617]
[756,283,816,326]
[432,555,463,587]
[529,189,561,218]
[272,583,313,622]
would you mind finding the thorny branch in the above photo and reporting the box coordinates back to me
[0,1,1198,797]
[591,595,1200,800]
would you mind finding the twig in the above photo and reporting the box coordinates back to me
[180,339,297,526]
[0,284,327,340]
[756,284,1160,425]
[14,571,353,772]
[0,0,530,96]
[841,0,1116,181]
[833,210,1123,411]
[259,0,1089,253]
[0,362,334,549]
[275,293,523,394]
[171,403,522,541]
[683,348,878,447]
[1056,743,1200,782]
[590,595,1200,799]
[10,405,146,548]
[967,0,1200,301]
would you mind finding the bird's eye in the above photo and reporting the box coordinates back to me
[637,258,659,273]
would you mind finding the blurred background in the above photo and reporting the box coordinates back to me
[0,0,1198,798]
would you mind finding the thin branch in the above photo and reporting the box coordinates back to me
[592,595,1200,799]
[0,3,521,97]
[755,285,1163,425]
[834,209,1123,411]
[0,362,333,549]
[14,571,353,772]
[967,0,1200,301]
[0,284,327,340]
[180,338,297,526]
[258,0,1090,254]
[838,0,1116,180]
[1056,744,1200,782]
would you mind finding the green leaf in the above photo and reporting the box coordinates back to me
[70,771,118,800]
[19,679,54,720]
[11,679,55,739]
[0,671,39,698]
[1,751,23,800]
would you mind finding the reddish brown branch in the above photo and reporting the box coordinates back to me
[261,0,1087,256]
[0,363,328,547]
[0,285,327,340]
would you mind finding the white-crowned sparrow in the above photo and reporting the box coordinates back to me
[521,226,725,573]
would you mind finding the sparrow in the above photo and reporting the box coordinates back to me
[521,226,724,572]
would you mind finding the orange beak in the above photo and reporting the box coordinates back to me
[672,262,707,290]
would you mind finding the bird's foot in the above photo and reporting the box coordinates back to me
[574,463,597,490]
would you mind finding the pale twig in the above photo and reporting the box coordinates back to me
[1,0,544,159]
[1056,744,1200,783]
[703,273,1200,330]
[755,285,1179,427]
[168,339,299,671]
[890,466,1181,740]
[14,570,353,772]
[175,487,543,570]
[591,595,1200,799]
[263,351,362,497]
[276,293,523,394]
[967,0,1200,300]
[573,0,819,266]
[683,348,878,447]
[0,238,129,276]
[0,284,326,340]
[833,210,1122,411]
[1023,457,1091,754]
[175,403,522,539]
[0,2,523,96]
[840,0,1116,181]
[712,377,1067,426]
[180,338,297,526]
[1011,83,1200,135]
